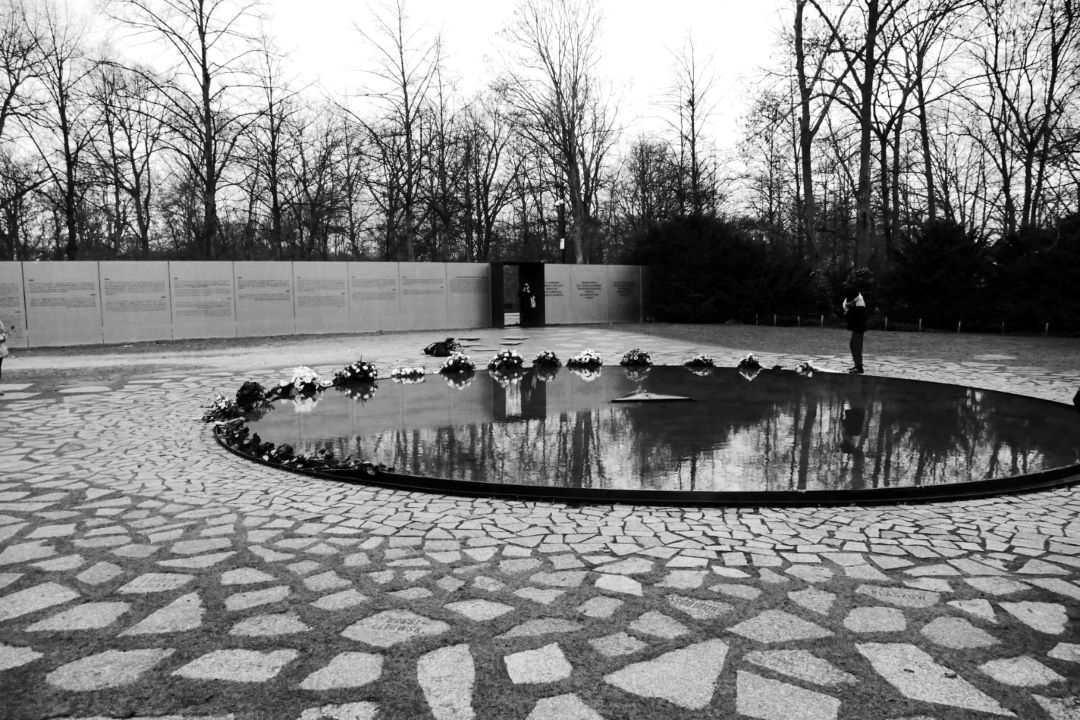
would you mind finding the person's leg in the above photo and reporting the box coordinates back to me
[0,357,4,393]
[850,332,864,371]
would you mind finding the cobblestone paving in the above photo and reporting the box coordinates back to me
[1,326,1079,720]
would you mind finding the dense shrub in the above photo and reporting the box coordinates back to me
[633,216,819,323]
[879,219,988,329]
[985,214,1080,333]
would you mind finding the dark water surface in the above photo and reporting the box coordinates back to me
[245,367,1080,494]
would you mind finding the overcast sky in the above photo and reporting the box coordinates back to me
[264,0,788,151]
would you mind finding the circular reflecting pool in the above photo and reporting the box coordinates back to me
[241,367,1080,504]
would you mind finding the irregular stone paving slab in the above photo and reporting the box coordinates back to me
[604,639,728,710]
[0,573,21,590]
[530,571,586,588]
[299,652,383,690]
[342,610,449,648]
[729,609,832,644]
[526,694,604,720]
[297,701,379,720]
[159,551,235,569]
[445,600,514,621]
[1000,601,1068,634]
[0,581,78,621]
[116,573,194,594]
[170,538,231,555]
[786,565,833,584]
[26,601,129,631]
[47,648,174,691]
[980,656,1064,686]
[500,558,542,574]
[745,650,856,687]
[1026,577,1080,601]
[0,643,43,671]
[736,670,841,720]
[921,616,998,649]
[658,570,706,589]
[312,589,368,610]
[965,577,1029,596]
[221,567,276,585]
[590,632,648,658]
[389,588,432,601]
[596,574,642,596]
[712,583,762,599]
[579,596,623,618]
[1048,643,1080,663]
[629,611,688,639]
[230,612,310,636]
[305,571,350,592]
[844,606,906,633]
[515,587,564,605]
[856,584,939,608]
[225,585,289,611]
[947,599,996,623]
[173,649,298,682]
[505,643,571,684]
[1033,694,1080,720]
[596,557,654,575]
[498,619,582,640]
[122,592,203,635]
[418,644,475,720]
[667,594,732,620]
[0,541,55,566]
[856,643,1013,717]
[789,588,836,616]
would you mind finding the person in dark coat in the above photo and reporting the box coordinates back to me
[518,283,535,328]
[843,289,868,373]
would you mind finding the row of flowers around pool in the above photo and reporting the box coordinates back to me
[202,350,808,477]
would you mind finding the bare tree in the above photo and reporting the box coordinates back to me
[501,0,618,263]
[0,0,47,144]
[347,0,441,261]
[28,2,96,259]
[110,0,262,258]
[667,35,719,218]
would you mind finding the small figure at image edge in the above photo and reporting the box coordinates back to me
[842,288,867,373]
[0,318,10,395]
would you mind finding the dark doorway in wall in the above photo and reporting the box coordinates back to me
[490,262,545,329]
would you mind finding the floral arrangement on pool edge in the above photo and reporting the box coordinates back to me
[684,354,715,368]
[277,366,326,396]
[487,348,524,372]
[332,359,378,385]
[567,348,602,370]
[215,421,391,477]
[390,367,426,383]
[620,348,652,367]
[532,350,561,368]
[440,352,476,375]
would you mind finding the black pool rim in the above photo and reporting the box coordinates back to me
[212,367,1080,507]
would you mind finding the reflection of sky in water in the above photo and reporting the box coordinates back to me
[247,368,1080,493]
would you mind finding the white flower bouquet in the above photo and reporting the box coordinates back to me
[390,366,426,383]
[567,348,603,370]
[532,349,561,368]
[487,348,525,371]
[620,348,652,367]
[439,352,476,375]
[333,359,378,385]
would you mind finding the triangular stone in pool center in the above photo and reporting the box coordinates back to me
[611,392,693,403]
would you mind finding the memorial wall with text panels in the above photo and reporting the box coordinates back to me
[446,263,491,329]
[24,262,104,346]
[348,262,400,332]
[235,262,295,337]
[399,263,448,330]
[99,261,172,344]
[542,264,571,325]
[294,262,349,334]
[170,262,236,339]
[0,262,27,349]
[607,265,642,323]
[569,265,608,324]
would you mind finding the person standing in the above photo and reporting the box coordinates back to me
[518,283,535,328]
[0,318,9,395]
[842,289,867,373]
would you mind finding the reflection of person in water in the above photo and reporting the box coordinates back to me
[840,405,867,489]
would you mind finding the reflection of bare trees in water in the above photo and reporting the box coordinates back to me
[258,369,1078,492]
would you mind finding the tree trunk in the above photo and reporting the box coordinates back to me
[855,0,881,268]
